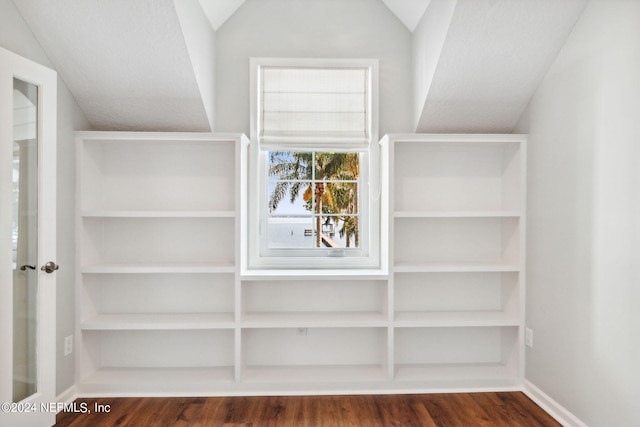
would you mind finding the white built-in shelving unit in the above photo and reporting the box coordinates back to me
[75,131,526,396]
[75,132,246,395]
[383,133,526,390]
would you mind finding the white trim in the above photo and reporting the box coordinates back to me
[245,58,383,273]
[259,150,369,258]
[523,380,589,427]
[55,385,78,412]
[74,385,522,399]
[0,46,58,427]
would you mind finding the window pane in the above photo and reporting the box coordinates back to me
[314,152,359,180]
[266,181,313,249]
[322,182,358,215]
[266,151,361,250]
[318,215,360,249]
[268,151,311,181]
[266,216,315,249]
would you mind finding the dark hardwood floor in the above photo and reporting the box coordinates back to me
[54,392,560,426]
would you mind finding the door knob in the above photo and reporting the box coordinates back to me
[41,261,59,273]
[20,264,36,271]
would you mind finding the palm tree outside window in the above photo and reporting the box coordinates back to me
[267,151,361,250]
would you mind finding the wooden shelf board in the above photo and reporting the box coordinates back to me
[393,263,520,273]
[394,363,517,383]
[242,365,387,383]
[242,311,387,328]
[81,210,236,218]
[81,263,236,274]
[394,311,519,327]
[80,367,235,391]
[81,313,235,330]
[394,211,521,219]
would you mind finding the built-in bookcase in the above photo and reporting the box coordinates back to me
[75,132,247,395]
[75,132,525,396]
[383,134,526,390]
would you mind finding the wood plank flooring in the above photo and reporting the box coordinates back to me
[54,392,561,427]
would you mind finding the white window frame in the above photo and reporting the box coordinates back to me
[244,58,385,273]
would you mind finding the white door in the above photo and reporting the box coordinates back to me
[0,46,57,427]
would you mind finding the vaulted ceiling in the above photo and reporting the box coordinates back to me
[12,0,587,133]
[198,0,433,32]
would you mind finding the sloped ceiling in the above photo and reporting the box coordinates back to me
[416,0,587,133]
[381,0,432,32]
[12,0,211,132]
[12,0,587,133]
[197,0,431,32]
[198,0,246,31]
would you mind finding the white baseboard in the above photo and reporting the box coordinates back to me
[523,380,588,427]
[56,385,78,408]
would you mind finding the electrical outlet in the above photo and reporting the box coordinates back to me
[64,335,73,356]
[296,328,308,336]
[525,328,533,348]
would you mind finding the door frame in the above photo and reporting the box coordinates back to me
[0,46,57,427]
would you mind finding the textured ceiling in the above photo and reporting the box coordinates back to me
[416,0,587,133]
[12,0,211,132]
[12,0,587,134]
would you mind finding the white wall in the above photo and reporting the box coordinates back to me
[0,0,91,396]
[515,0,640,425]
[214,0,413,136]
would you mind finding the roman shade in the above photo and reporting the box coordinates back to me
[259,67,370,146]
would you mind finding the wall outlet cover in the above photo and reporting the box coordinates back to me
[64,335,73,356]
[525,328,533,348]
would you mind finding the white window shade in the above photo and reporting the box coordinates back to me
[259,67,370,145]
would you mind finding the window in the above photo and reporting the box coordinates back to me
[266,150,363,252]
[245,58,384,272]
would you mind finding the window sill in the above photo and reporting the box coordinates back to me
[240,268,389,281]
